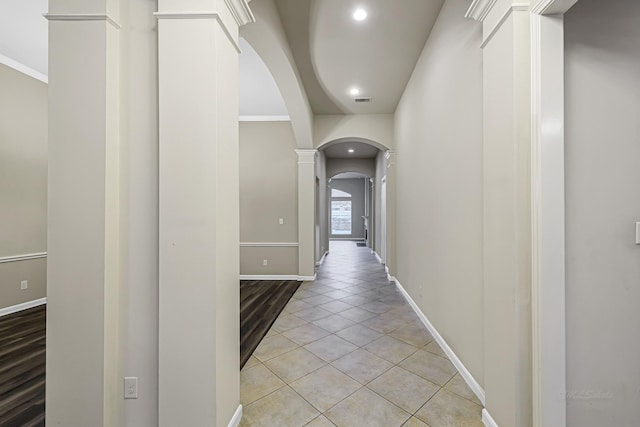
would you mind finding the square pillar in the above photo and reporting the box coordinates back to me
[156,0,253,426]
[45,1,122,425]
[295,149,317,280]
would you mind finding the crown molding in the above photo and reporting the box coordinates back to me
[465,0,499,21]
[531,0,579,15]
[43,13,121,29]
[295,149,318,164]
[224,0,255,27]
[0,55,48,83]
[153,11,241,53]
[385,150,396,167]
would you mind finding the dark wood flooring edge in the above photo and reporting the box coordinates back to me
[240,280,302,369]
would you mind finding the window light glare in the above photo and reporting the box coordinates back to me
[348,149,355,153]
[349,88,360,96]
[353,9,367,21]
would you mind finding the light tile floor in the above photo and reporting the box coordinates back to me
[241,241,483,427]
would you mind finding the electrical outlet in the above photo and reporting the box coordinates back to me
[279,218,284,225]
[20,280,28,290]
[124,377,138,399]
[263,259,268,266]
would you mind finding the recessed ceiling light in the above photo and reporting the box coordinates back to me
[349,88,360,96]
[348,149,355,153]
[353,9,367,21]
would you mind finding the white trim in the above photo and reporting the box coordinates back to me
[240,242,299,247]
[0,54,48,83]
[373,251,383,264]
[153,11,241,53]
[531,0,555,14]
[239,274,316,282]
[239,115,291,122]
[531,0,579,15]
[530,8,568,427]
[394,278,486,406]
[482,408,499,427]
[0,252,47,264]
[480,4,530,48]
[384,266,397,283]
[295,149,318,164]
[315,251,329,267]
[227,404,243,427]
[43,13,121,29]
[223,0,255,27]
[0,298,47,318]
[465,0,499,21]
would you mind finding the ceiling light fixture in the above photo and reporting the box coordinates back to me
[353,8,367,21]
[348,149,355,153]
[349,88,360,96]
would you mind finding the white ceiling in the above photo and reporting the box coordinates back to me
[323,141,379,159]
[278,0,445,114]
[1,0,446,118]
[0,0,48,80]
[0,2,289,117]
[239,37,289,117]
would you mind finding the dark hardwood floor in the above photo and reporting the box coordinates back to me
[240,280,301,369]
[0,282,295,422]
[0,305,46,427]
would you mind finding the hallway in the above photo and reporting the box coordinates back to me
[240,241,482,426]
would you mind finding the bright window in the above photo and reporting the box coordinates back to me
[331,200,352,235]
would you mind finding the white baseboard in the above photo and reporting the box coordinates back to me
[393,278,486,406]
[0,297,47,317]
[482,408,498,427]
[316,251,329,267]
[227,404,243,427]
[239,274,316,282]
[385,265,397,283]
[373,251,383,264]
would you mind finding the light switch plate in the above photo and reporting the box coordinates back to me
[124,377,138,399]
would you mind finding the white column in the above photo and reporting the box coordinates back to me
[45,1,122,425]
[156,1,253,426]
[384,150,397,280]
[466,1,533,426]
[296,149,317,279]
[530,1,578,426]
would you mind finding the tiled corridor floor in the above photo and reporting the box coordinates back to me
[240,241,483,427]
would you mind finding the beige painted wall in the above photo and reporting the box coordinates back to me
[240,121,298,275]
[565,0,640,424]
[0,64,48,309]
[240,247,298,275]
[394,0,484,391]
